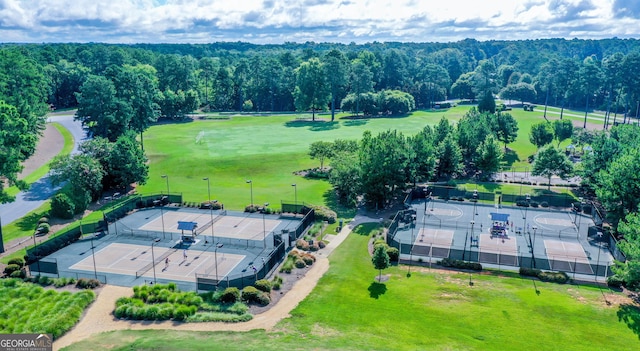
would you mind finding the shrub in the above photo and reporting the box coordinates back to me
[38,275,53,286]
[8,257,25,267]
[220,287,241,303]
[311,205,337,224]
[607,275,625,289]
[174,305,197,321]
[10,270,26,279]
[37,223,51,234]
[530,201,539,208]
[38,217,49,225]
[4,264,21,276]
[294,258,306,269]
[301,255,315,266]
[76,278,101,289]
[386,247,399,262]
[519,267,542,277]
[280,260,294,274]
[438,258,482,271]
[50,192,75,219]
[241,286,270,306]
[309,244,319,252]
[318,241,326,249]
[244,205,258,213]
[295,239,310,250]
[540,201,549,208]
[538,271,569,284]
[254,279,272,293]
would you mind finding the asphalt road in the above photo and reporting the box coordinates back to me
[0,112,87,225]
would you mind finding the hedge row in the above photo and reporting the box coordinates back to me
[438,258,483,271]
[519,267,569,284]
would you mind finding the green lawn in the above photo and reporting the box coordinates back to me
[62,224,640,351]
[138,105,583,210]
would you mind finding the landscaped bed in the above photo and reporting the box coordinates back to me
[0,278,95,339]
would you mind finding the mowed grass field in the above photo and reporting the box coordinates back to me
[62,224,640,351]
[137,104,593,211]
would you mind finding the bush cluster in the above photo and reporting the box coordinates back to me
[115,283,206,321]
[309,205,337,224]
[241,286,270,305]
[254,279,272,293]
[607,275,624,289]
[373,239,399,262]
[220,287,241,303]
[280,251,316,273]
[519,267,569,284]
[76,278,101,289]
[271,275,283,291]
[438,258,482,271]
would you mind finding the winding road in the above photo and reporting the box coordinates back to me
[0,111,86,225]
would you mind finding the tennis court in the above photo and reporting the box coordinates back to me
[69,242,244,283]
[411,228,454,258]
[544,239,593,274]
[478,234,518,266]
[137,210,282,240]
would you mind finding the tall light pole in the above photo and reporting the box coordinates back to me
[203,177,215,244]
[246,180,253,208]
[91,234,97,280]
[596,232,603,282]
[161,174,170,199]
[292,183,298,213]
[151,239,158,284]
[262,202,269,248]
[214,243,223,280]
[160,175,170,240]
[532,225,538,268]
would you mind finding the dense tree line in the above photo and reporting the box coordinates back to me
[316,108,514,208]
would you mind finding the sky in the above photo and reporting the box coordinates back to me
[1,0,640,44]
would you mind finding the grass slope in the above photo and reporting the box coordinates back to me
[62,224,639,351]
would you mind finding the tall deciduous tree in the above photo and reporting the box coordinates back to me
[553,119,574,146]
[493,112,519,150]
[359,130,411,209]
[612,212,640,289]
[436,134,463,178]
[531,146,573,190]
[0,101,31,203]
[596,147,640,225]
[323,50,348,121]
[529,122,554,148]
[349,60,374,116]
[75,75,129,141]
[294,58,330,121]
[473,134,503,179]
[49,154,105,212]
[328,151,361,206]
[308,141,334,170]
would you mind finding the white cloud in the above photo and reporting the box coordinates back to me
[0,0,638,43]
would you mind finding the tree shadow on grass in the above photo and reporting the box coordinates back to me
[343,119,368,127]
[502,149,521,167]
[617,304,640,340]
[368,282,387,299]
[16,211,46,232]
[322,189,357,219]
[283,120,340,132]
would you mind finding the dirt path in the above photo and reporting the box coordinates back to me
[54,216,374,350]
